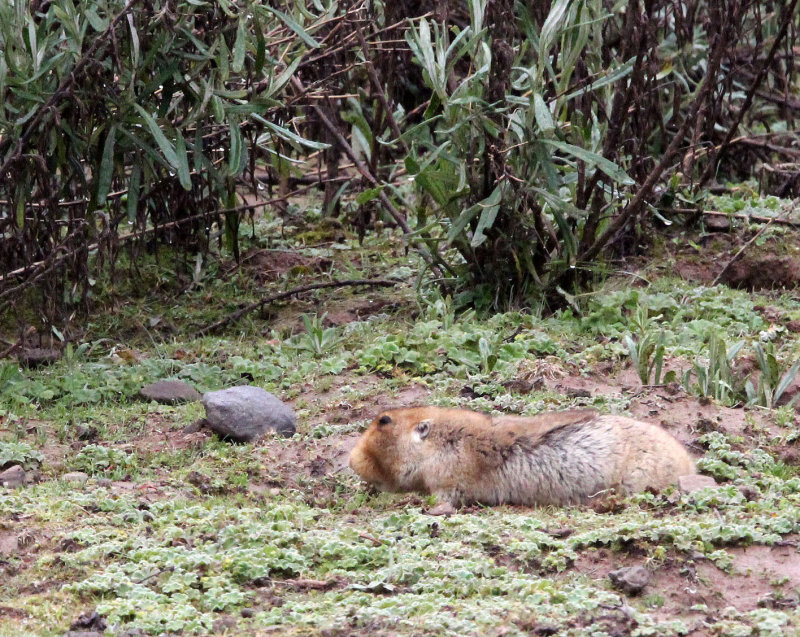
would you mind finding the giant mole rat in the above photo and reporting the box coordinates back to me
[349,407,695,507]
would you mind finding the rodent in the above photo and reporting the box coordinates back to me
[349,407,695,507]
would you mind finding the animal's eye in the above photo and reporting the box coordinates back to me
[378,415,392,425]
[414,420,431,440]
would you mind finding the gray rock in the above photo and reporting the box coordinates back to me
[202,386,296,442]
[61,471,89,485]
[678,474,719,494]
[608,565,650,595]
[140,380,202,404]
[0,465,25,488]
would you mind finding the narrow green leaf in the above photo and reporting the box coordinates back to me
[175,130,192,190]
[228,122,244,177]
[133,104,179,167]
[253,12,266,74]
[268,55,302,98]
[264,6,320,48]
[356,187,383,205]
[533,92,554,133]
[85,7,108,32]
[96,125,116,205]
[127,164,141,222]
[252,115,329,150]
[541,139,634,185]
[232,18,246,73]
[775,361,800,404]
[471,186,503,247]
[127,14,139,68]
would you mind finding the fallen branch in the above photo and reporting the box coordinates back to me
[0,179,347,290]
[712,211,788,286]
[290,77,449,284]
[576,11,733,265]
[0,0,141,176]
[663,208,800,227]
[198,278,397,336]
[698,0,800,186]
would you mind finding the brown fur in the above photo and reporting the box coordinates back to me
[349,407,695,507]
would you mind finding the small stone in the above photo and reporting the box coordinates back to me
[0,465,25,489]
[608,565,650,595]
[240,609,255,619]
[545,527,574,539]
[678,474,719,494]
[61,472,89,485]
[68,610,106,632]
[97,478,113,488]
[501,379,536,394]
[0,533,19,555]
[140,380,202,404]
[202,386,296,442]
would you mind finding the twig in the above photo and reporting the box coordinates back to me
[273,578,338,591]
[698,0,800,186]
[664,208,800,228]
[711,214,781,286]
[198,278,397,335]
[577,15,732,265]
[291,77,410,232]
[0,180,342,288]
[290,78,448,283]
[354,27,408,153]
[0,0,141,176]
[358,532,386,546]
[133,566,174,585]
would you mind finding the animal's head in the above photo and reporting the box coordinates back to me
[348,408,437,493]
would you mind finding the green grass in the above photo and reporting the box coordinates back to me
[3,199,800,635]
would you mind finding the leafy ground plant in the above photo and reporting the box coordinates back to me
[746,342,800,408]
[3,197,800,635]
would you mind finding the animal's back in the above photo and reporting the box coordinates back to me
[478,415,694,506]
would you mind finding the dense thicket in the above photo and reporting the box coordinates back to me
[1,0,798,327]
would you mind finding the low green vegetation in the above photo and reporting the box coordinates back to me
[3,198,800,635]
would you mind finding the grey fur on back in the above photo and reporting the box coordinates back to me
[433,415,692,507]
[460,420,619,506]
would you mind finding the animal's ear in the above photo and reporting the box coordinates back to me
[378,415,392,426]
[414,419,431,440]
